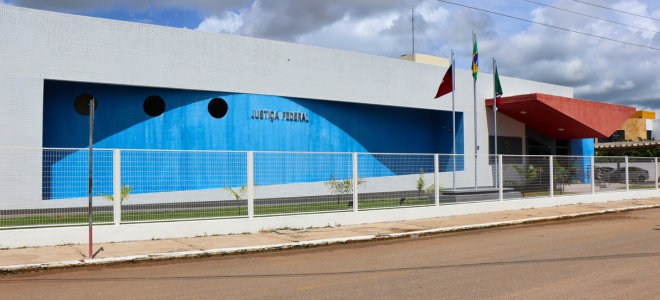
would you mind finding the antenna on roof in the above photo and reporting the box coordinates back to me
[412,5,415,55]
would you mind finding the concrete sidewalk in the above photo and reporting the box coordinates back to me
[2,198,660,272]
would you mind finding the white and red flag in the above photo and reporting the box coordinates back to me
[434,65,453,99]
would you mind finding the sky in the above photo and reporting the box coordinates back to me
[2,0,660,112]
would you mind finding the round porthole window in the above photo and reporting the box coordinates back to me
[73,94,97,116]
[143,95,165,117]
[208,98,228,119]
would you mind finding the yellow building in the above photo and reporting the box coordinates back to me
[598,111,656,142]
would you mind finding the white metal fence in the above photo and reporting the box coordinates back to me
[0,148,658,229]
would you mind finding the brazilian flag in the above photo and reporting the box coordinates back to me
[472,38,478,79]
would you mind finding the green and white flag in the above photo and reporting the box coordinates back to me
[494,64,503,108]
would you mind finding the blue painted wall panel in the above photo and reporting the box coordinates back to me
[43,81,464,199]
[571,138,595,183]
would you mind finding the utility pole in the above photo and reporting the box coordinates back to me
[88,98,95,259]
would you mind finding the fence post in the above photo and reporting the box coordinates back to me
[549,155,554,198]
[247,151,254,219]
[625,156,629,192]
[498,155,503,201]
[434,154,440,206]
[353,153,359,212]
[590,156,595,194]
[113,149,121,226]
[653,157,658,190]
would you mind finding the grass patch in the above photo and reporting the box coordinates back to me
[0,197,436,227]
[359,198,433,209]
[522,190,576,197]
[618,185,656,190]
[0,214,114,228]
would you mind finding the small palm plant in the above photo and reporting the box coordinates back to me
[424,183,443,193]
[325,174,345,209]
[325,174,366,208]
[224,183,257,216]
[97,184,133,203]
[553,160,578,194]
[504,164,541,197]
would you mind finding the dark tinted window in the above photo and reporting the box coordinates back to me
[208,98,228,119]
[74,94,97,116]
[143,95,165,117]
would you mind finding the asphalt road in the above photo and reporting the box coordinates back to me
[3,208,660,299]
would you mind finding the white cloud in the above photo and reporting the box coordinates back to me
[611,0,659,39]
[196,11,243,34]
[296,12,403,56]
[416,2,449,24]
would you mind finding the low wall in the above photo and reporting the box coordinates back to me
[0,189,657,248]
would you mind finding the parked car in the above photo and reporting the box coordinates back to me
[609,167,649,183]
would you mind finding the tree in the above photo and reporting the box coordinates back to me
[597,149,660,157]
[97,184,132,203]
[504,164,541,197]
[325,174,366,208]
[224,182,257,215]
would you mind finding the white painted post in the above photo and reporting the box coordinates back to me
[655,157,658,190]
[434,154,440,206]
[549,155,554,198]
[353,153,359,212]
[590,156,595,194]
[247,151,254,219]
[112,149,121,226]
[625,156,629,192]
[498,155,503,201]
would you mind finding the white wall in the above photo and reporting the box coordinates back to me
[0,189,656,248]
[650,120,660,140]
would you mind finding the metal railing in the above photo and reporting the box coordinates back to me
[0,148,658,229]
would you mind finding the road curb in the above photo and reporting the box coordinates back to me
[3,204,659,274]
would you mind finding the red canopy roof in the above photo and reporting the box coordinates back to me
[485,93,635,140]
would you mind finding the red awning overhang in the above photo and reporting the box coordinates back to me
[485,93,635,140]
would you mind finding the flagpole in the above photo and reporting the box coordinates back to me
[473,31,478,189]
[493,58,498,189]
[452,50,456,191]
